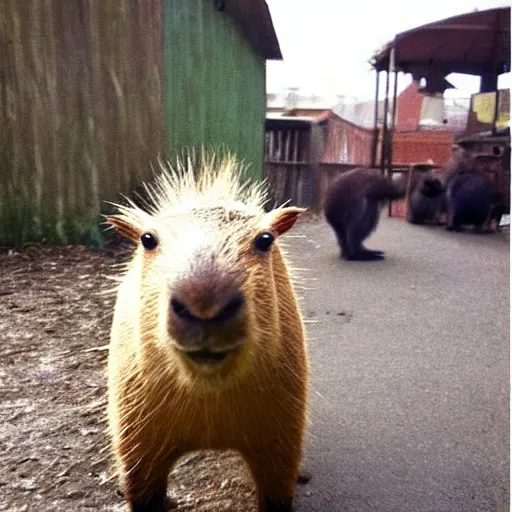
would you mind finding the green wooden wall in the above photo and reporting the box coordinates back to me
[163,0,266,180]
[0,0,270,247]
[0,0,165,247]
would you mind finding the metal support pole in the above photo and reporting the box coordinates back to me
[388,69,399,175]
[491,14,501,135]
[492,86,500,135]
[380,68,390,175]
[388,69,399,217]
[370,70,380,168]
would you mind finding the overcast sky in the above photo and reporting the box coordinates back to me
[265,0,511,101]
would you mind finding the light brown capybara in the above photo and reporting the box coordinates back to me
[106,152,309,512]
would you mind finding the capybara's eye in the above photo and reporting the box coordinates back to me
[254,232,274,252]
[141,232,158,250]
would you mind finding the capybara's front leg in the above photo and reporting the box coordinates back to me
[114,434,178,512]
[262,495,294,511]
[245,440,302,512]
[129,483,171,512]
[122,464,176,512]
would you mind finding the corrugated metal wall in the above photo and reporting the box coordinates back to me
[0,0,165,246]
[163,0,266,181]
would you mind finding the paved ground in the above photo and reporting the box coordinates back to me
[285,216,509,512]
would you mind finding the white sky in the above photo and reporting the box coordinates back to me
[265,0,511,101]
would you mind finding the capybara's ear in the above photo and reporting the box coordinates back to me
[106,214,141,243]
[262,207,306,237]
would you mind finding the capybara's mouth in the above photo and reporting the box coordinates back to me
[184,349,230,365]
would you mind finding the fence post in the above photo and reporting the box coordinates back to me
[307,122,323,210]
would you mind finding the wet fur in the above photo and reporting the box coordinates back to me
[323,168,407,261]
[106,152,308,511]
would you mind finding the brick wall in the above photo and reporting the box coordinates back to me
[396,81,422,131]
[390,130,454,218]
[392,131,455,166]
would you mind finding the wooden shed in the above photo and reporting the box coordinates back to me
[0,0,281,247]
[264,112,371,210]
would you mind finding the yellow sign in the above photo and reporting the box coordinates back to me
[472,89,510,128]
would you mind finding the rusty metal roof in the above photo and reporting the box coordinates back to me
[372,7,510,76]
[223,0,282,60]
[265,116,315,129]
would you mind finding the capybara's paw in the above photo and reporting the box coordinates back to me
[263,495,293,511]
[297,470,311,484]
[347,250,385,261]
[130,489,176,512]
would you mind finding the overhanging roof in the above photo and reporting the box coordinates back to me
[372,7,510,76]
[224,0,282,60]
[265,116,315,129]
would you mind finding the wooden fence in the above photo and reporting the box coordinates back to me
[264,161,311,209]
[321,115,374,165]
[264,161,360,211]
[264,160,434,217]
[263,115,373,211]
[0,0,164,246]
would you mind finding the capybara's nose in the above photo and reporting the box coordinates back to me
[170,291,244,325]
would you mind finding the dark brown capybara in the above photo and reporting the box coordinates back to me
[445,171,499,232]
[407,169,445,225]
[441,146,506,232]
[324,168,407,261]
[106,152,309,512]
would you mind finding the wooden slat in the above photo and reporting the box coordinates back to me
[0,0,165,246]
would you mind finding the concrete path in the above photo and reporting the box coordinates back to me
[286,216,509,512]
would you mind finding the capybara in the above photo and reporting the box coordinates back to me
[445,171,498,232]
[440,146,505,232]
[440,144,475,186]
[407,170,444,225]
[106,153,309,511]
[324,168,407,260]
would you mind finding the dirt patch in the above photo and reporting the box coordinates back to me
[0,246,257,511]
